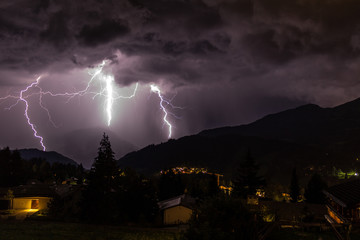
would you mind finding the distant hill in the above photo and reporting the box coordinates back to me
[119,135,329,183]
[118,97,360,184]
[18,149,78,166]
[47,127,136,169]
[200,98,360,159]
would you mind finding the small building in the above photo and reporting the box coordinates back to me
[323,179,360,224]
[158,194,196,225]
[0,184,54,211]
[61,177,79,185]
[247,195,259,205]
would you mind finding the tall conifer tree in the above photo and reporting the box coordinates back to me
[290,167,300,202]
[232,151,265,198]
[81,133,119,223]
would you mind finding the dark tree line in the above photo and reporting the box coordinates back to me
[157,170,219,201]
[232,151,265,198]
[305,173,327,204]
[290,167,300,202]
[289,167,328,203]
[183,152,267,240]
[185,196,262,240]
[0,147,84,187]
[51,133,224,224]
[79,134,158,224]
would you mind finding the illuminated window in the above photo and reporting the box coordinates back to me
[31,200,39,209]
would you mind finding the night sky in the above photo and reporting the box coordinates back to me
[1,0,360,167]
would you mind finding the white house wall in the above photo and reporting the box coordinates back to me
[13,198,31,209]
[12,197,51,210]
[164,206,193,225]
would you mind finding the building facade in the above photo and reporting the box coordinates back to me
[158,194,196,225]
[324,179,360,224]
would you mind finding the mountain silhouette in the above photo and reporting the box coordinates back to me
[119,97,360,184]
[18,148,78,165]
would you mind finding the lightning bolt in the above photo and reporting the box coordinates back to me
[0,60,139,151]
[19,76,46,151]
[150,84,174,139]
[36,61,138,127]
[39,92,59,128]
[0,60,182,151]
[104,75,114,126]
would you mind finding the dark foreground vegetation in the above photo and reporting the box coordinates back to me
[3,220,360,240]
[267,228,360,240]
[0,147,85,187]
[0,221,181,240]
[0,133,353,240]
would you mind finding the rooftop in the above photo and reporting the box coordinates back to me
[324,179,360,207]
[0,184,55,198]
[158,194,196,210]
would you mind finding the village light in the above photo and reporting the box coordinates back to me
[26,209,39,213]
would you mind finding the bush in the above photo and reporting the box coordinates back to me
[184,197,262,240]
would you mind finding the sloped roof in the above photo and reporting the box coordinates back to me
[0,184,55,198]
[324,179,360,207]
[158,194,196,210]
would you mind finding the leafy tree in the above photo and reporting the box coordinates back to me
[4,189,14,210]
[290,167,300,202]
[232,151,265,198]
[48,187,83,221]
[185,196,261,240]
[38,160,51,181]
[206,174,220,198]
[158,170,184,200]
[0,147,29,186]
[0,148,11,187]
[186,174,220,199]
[187,175,205,199]
[0,147,86,187]
[304,173,327,204]
[9,150,27,184]
[75,164,85,184]
[50,162,84,183]
[115,168,159,224]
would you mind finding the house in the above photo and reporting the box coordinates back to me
[247,195,259,205]
[0,183,55,211]
[323,179,360,224]
[158,194,196,225]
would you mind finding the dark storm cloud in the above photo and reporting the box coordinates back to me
[253,0,360,56]
[0,0,359,74]
[109,0,360,93]
[0,0,135,73]
[1,0,360,133]
[77,19,130,47]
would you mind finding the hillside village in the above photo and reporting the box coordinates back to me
[2,135,360,240]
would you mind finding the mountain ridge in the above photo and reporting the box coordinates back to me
[17,148,78,166]
[118,97,360,184]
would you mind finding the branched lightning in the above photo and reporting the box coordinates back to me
[0,60,139,150]
[0,60,182,151]
[19,76,46,151]
[150,84,177,139]
[38,89,59,128]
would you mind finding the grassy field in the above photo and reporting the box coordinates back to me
[5,220,360,240]
[267,228,360,240]
[267,228,338,240]
[0,221,182,240]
